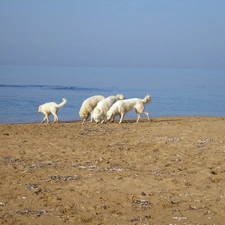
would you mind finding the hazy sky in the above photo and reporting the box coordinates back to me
[1,0,225,69]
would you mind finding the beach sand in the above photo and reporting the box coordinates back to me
[1,116,225,224]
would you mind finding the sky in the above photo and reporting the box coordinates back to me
[1,0,225,69]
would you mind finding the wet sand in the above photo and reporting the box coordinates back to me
[1,116,225,224]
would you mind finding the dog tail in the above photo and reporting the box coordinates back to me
[116,94,125,100]
[142,95,151,104]
[57,98,67,108]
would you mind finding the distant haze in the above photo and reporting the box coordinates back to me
[1,0,225,69]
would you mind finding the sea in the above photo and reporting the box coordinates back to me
[0,65,225,124]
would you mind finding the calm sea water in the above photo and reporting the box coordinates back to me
[0,65,225,124]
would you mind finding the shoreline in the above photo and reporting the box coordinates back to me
[1,115,225,125]
[1,116,225,224]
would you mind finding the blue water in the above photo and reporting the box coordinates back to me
[0,65,225,124]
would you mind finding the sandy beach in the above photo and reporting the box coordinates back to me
[1,116,225,224]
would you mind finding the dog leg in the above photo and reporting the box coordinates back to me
[136,112,141,123]
[143,112,150,121]
[141,112,150,121]
[119,113,125,124]
[52,112,59,123]
[42,115,48,123]
[137,112,150,122]
[46,116,50,123]
[101,116,107,124]
[54,117,59,123]
[90,114,93,122]
[41,116,46,123]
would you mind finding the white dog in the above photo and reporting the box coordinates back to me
[79,95,105,124]
[107,95,151,124]
[92,94,125,124]
[38,98,67,123]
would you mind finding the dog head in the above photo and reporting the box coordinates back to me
[79,112,90,120]
[93,108,102,123]
[38,105,43,113]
